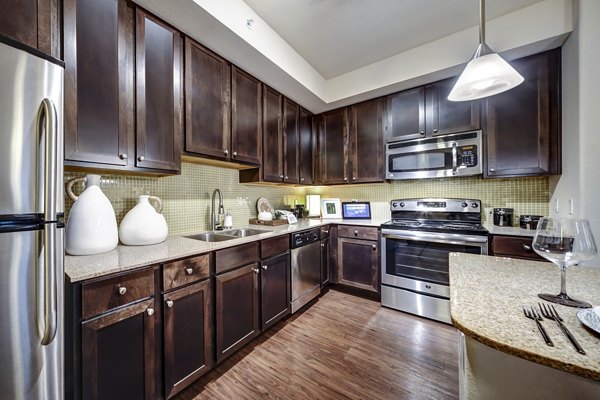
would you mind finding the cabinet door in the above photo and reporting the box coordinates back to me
[81,298,156,400]
[260,253,290,330]
[283,98,300,184]
[298,108,314,185]
[163,280,213,399]
[0,0,60,58]
[318,108,349,184]
[426,78,480,136]
[262,85,284,182]
[215,263,260,364]
[320,239,330,287]
[385,87,426,141]
[337,238,379,294]
[231,66,262,165]
[135,9,182,172]
[184,38,230,160]
[64,0,132,167]
[484,49,561,178]
[350,98,384,183]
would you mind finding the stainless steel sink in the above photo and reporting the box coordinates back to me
[222,228,272,237]
[185,232,236,242]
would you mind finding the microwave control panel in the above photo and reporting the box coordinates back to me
[458,145,478,167]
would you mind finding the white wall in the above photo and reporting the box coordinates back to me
[550,0,600,265]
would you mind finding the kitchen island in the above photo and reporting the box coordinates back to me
[450,253,600,400]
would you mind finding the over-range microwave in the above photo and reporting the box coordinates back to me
[386,131,482,180]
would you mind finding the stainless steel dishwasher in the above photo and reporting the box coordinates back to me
[290,228,321,313]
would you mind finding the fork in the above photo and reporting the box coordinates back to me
[523,305,553,346]
[539,303,586,355]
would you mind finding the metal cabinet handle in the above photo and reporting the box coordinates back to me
[523,244,532,251]
[372,244,377,250]
[185,267,193,275]
[354,230,359,236]
[147,308,154,316]
[323,230,329,234]
[262,265,268,270]
[138,155,145,162]
[252,267,260,274]
[352,177,357,181]
[284,176,288,180]
[321,243,325,247]
[451,142,458,175]
[280,175,284,179]
[120,153,128,160]
[233,151,238,157]
[300,178,304,182]
[489,168,496,173]
[224,149,229,155]
[118,286,127,295]
[420,130,425,135]
[433,129,439,133]
[344,177,348,182]
[166,300,174,308]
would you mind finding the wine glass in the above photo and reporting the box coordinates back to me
[532,217,597,307]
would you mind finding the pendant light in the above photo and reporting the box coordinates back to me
[448,0,524,101]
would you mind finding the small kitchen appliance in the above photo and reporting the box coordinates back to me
[519,215,542,230]
[381,199,488,323]
[493,208,514,227]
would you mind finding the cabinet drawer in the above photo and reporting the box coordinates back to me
[215,242,260,274]
[260,235,289,259]
[163,253,211,291]
[491,235,546,261]
[320,225,331,239]
[82,268,155,319]
[338,225,378,241]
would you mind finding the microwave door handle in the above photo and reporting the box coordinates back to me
[452,142,458,175]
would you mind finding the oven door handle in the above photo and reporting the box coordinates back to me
[382,229,488,246]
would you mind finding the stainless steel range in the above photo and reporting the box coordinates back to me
[381,198,488,324]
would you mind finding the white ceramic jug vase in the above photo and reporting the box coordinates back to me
[119,195,168,246]
[65,174,119,255]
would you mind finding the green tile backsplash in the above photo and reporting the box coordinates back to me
[65,163,549,234]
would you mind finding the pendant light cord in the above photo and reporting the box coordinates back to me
[479,0,485,44]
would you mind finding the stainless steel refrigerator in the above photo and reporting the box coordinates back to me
[0,38,64,399]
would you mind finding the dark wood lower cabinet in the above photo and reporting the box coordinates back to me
[163,279,213,399]
[81,298,156,400]
[260,253,290,330]
[337,238,379,294]
[215,263,260,364]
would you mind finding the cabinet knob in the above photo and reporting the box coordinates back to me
[146,308,154,316]
[433,129,439,133]
[119,153,128,160]
[489,168,496,173]
[166,300,174,308]
[321,243,325,247]
[280,175,284,179]
[354,230,358,236]
[372,244,377,250]
[284,176,288,180]
[185,267,193,275]
[262,265,268,270]
[233,151,238,157]
[300,178,304,182]
[323,230,329,234]
[224,149,229,155]
[522,244,532,251]
[137,155,145,162]
[420,131,425,135]
[344,177,348,182]
[118,286,127,295]
[352,177,357,181]
[252,267,260,274]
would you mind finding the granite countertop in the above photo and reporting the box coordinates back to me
[450,253,600,381]
[484,224,536,237]
[65,218,387,282]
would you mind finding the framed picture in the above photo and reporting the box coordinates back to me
[342,202,371,219]
[321,198,342,219]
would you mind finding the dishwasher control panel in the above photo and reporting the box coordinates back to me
[291,228,321,248]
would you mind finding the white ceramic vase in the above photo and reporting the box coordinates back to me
[65,174,119,255]
[119,195,168,246]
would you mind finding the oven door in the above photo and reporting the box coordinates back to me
[381,229,488,292]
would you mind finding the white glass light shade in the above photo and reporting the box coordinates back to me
[448,53,524,101]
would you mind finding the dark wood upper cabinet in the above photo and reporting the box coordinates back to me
[318,108,349,184]
[484,49,561,178]
[260,253,290,330]
[64,0,132,167]
[0,0,61,58]
[385,79,480,142]
[135,9,182,172]
[262,85,284,182]
[299,108,314,185]
[231,66,262,165]
[163,279,213,399]
[184,38,230,160]
[283,98,300,184]
[350,98,385,183]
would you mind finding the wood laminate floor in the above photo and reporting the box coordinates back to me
[175,289,459,400]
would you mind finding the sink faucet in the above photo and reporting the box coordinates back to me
[211,188,224,230]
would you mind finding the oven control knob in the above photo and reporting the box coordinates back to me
[392,202,398,208]
[460,202,468,208]
[471,202,479,208]
[399,202,405,207]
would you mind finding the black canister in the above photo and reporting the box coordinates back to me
[519,215,543,230]
[493,208,514,226]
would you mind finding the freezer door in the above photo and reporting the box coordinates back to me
[0,41,64,216]
[0,227,64,400]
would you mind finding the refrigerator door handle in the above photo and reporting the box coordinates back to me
[38,98,58,345]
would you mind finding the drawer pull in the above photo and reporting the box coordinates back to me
[166,300,174,308]
[118,286,127,295]
[185,267,193,275]
[523,244,532,251]
[262,265,268,270]
[147,308,154,316]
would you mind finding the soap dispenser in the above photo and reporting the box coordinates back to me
[224,209,233,230]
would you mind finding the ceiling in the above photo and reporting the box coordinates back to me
[243,0,544,79]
